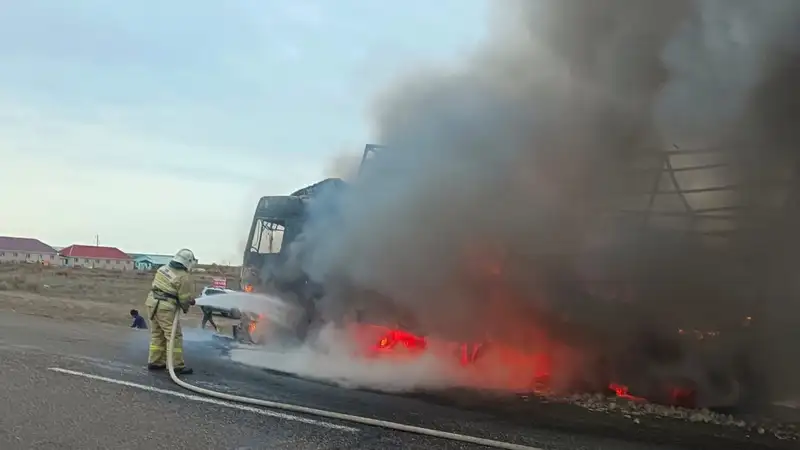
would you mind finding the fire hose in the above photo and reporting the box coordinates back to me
[166,308,542,450]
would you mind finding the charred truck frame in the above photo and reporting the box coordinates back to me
[240,144,795,410]
[241,144,383,300]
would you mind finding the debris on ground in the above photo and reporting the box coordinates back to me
[540,392,799,441]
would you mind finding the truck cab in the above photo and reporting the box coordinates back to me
[241,177,347,305]
[242,194,305,292]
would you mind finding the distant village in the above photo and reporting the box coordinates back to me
[0,235,234,273]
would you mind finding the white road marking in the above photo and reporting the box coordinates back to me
[48,367,359,433]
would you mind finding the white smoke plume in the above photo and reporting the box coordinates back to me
[286,0,800,408]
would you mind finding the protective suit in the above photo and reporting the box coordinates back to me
[145,248,198,374]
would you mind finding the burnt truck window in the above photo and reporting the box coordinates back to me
[205,289,225,296]
[253,218,284,254]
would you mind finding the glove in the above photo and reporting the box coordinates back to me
[180,299,195,314]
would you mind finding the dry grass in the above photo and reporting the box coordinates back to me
[0,263,241,327]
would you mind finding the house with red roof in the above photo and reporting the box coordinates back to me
[0,236,59,264]
[59,244,134,271]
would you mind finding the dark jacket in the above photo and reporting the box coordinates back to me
[131,314,147,329]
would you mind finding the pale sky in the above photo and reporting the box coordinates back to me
[0,0,487,264]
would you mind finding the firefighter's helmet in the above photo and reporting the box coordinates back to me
[172,248,198,271]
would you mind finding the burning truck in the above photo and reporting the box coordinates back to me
[237,143,796,412]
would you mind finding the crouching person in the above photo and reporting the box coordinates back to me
[130,309,147,329]
[145,248,198,375]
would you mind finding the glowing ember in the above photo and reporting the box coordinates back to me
[370,328,427,353]
[608,383,646,402]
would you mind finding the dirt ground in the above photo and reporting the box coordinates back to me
[0,263,241,328]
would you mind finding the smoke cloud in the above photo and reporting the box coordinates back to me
[291,0,800,408]
[322,148,363,181]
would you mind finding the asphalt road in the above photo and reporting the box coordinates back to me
[0,312,791,450]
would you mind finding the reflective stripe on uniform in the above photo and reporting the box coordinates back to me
[151,343,182,352]
[152,266,178,291]
[145,266,184,310]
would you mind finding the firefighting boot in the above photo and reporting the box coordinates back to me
[174,366,194,375]
[147,363,166,371]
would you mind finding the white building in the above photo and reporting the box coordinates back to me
[0,236,58,264]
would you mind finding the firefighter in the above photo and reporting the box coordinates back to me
[144,248,198,374]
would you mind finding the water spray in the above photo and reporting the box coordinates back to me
[165,308,542,450]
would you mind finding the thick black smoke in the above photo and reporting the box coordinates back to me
[294,0,800,408]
